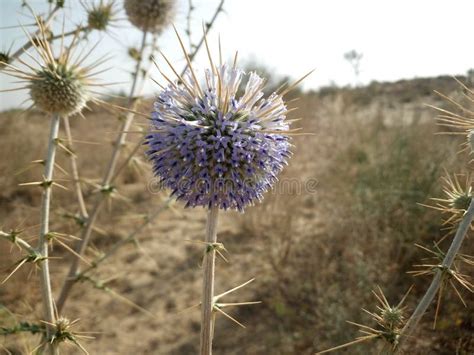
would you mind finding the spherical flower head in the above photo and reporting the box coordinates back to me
[29,62,88,116]
[146,64,292,211]
[124,0,174,33]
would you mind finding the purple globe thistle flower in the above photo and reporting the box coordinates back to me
[146,35,307,211]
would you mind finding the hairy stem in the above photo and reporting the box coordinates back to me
[56,30,149,312]
[38,114,60,355]
[62,116,88,220]
[397,198,474,351]
[200,207,219,355]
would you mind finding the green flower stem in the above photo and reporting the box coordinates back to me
[397,197,474,352]
[38,113,61,355]
[200,206,219,355]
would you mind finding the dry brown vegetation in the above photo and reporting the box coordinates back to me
[1,76,473,354]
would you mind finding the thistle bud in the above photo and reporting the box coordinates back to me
[86,1,116,31]
[381,307,404,328]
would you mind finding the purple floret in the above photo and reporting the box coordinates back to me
[145,65,291,211]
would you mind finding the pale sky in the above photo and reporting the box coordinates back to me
[1,0,473,110]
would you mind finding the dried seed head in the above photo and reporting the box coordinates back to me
[29,63,88,116]
[86,0,117,31]
[124,0,174,33]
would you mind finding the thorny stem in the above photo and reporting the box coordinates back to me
[38,114,61,355]
[200,207,219,355]
[56,30,150,313]
[62,116,88,220]
[397,197,474,352]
